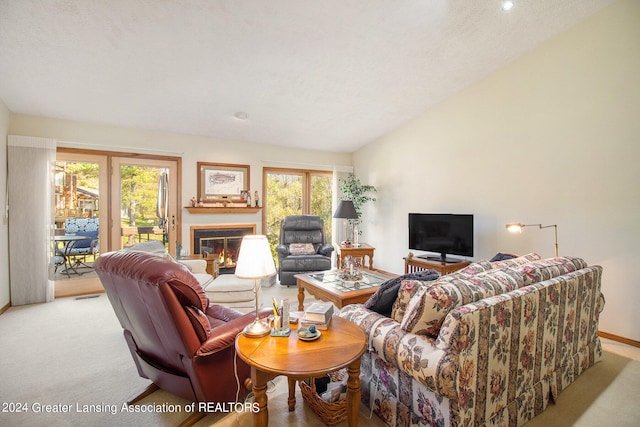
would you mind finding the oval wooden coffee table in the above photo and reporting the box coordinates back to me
[235,315,367,427]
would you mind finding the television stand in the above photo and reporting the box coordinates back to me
[404,256,471,276]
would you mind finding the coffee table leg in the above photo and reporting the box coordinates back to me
[297,283,305,311]
[287,377,296,411]
[346,358,362,426]
[251,368,270,427]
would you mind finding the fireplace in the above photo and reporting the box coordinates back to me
[191,224,256,274]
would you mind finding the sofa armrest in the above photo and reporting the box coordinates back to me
[178,258,207,274]
[338,305,447,394]
[318,244,334,256]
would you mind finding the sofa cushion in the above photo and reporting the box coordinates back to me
[518,256,588,283]
[124,240,167,254]
[457,260,494,275]
[401,268,526,337]
[434,260,494,285]
[203,274,256,303]
[489,252,541,269]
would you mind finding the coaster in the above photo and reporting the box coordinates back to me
[271,328,291,337]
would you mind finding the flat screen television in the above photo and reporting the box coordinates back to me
[408,213,474,263]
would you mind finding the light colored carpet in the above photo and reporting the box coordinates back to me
[0,285,638,426]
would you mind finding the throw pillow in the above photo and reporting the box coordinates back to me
[391,279,432,322]
[400,268,526,337]
[289,243,316,255]
[489,252,518,262]
[364,270,439,317]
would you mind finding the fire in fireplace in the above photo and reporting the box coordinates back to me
[191,224,256,274]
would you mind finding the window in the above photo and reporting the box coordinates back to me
[263,168,333,259]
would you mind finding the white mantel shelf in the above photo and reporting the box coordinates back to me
[184,207,262,214]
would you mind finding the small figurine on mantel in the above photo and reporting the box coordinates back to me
[190,196,197,207]
[246,193,251,207]
[254,191,259,207]
[198,198,204,207]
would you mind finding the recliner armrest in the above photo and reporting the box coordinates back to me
[318,244,334,256]
[196,308,271,356]
[275,244,289,256]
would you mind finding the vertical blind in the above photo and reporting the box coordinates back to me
[7,135,56,305]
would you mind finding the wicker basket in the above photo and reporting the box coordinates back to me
[299,371,347,426]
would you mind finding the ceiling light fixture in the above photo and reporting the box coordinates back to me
[501,0,514,12]
[234,111,249,120]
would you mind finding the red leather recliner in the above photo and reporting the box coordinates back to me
[94,250,268,407]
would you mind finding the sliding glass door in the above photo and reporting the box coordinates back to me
[55,152,109,261]
[110,157,179,255]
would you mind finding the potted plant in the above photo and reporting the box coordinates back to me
[338,173,376,245]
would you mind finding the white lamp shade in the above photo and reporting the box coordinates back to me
[235,235,276,279]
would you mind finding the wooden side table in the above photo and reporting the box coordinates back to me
[235,316,367,427]
[336,243,375,270]
[404,256,471,276]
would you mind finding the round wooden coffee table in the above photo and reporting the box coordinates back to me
[235,316,367,427]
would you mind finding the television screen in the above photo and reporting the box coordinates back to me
[408,213,474,262]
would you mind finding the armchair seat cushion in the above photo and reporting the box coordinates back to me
[71,230,98,249]
[279,254,332,271]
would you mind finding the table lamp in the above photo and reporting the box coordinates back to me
[333,200,359,246]
[235,235,276,337]
[506,223,559,256]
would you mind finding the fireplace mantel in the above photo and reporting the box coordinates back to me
[185,207,262,214]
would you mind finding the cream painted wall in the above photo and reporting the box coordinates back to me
[354,0,640,341]
[8,114,352,253]
[0,98,9,309]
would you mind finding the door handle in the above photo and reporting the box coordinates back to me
[171,215,175,231]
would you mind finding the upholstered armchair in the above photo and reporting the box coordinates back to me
[94,251,269,423]
[275,215,334,286]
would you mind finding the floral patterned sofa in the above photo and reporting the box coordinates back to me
[338,254,605,427]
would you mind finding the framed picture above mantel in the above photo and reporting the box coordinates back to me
[197,162,249,201]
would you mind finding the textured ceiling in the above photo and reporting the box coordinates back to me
[0,0,616,152]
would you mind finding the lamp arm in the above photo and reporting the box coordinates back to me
[535,224,558,257]
[520,224,559,257]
